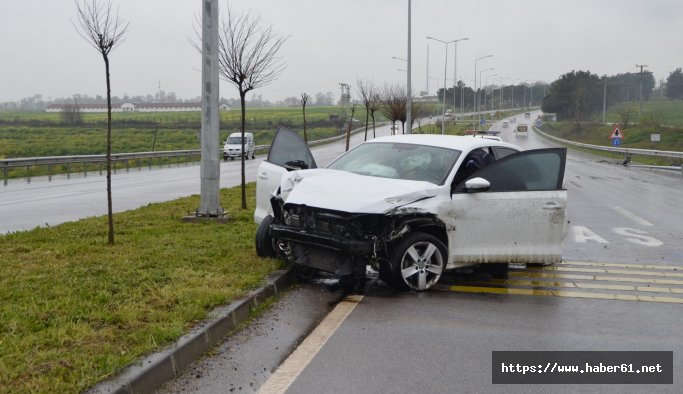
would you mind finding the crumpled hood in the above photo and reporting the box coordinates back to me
[279,169,439,213]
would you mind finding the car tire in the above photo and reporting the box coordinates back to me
[388,232,447,291]
[255,215,276,258]
[230,157,234,161]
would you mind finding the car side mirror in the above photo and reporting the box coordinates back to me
[464,177,490,193]
[284,160,309,171]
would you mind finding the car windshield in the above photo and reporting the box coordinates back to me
[227,137,243,144]
[327,142,461,185]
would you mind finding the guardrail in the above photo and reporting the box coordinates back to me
[1,123,381,185]
[533,125,683,176]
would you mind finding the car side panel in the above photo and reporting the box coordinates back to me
[447,189,567,268]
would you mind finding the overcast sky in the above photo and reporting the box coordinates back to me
[1,0,681,103]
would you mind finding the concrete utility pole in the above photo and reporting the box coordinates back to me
[602,76,607,123]
[452,38,469,117]
[636,64,647,120]
[425,44,429,94]
[406,0,412,134]
[197,0,222,217]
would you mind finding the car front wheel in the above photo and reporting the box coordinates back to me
[255,215,276,257]
[389,233,446,291]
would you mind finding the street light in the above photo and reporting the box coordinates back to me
[427,36,457,134]
[451,38,469,117]
[493,76,505,111]
[392,56,407,62]
[473,54,492,129]
[484,73,497,112]
[479,67,494,125]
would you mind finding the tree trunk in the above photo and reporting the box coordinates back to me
[345,120,351,151]
[302,103,307,142]
[104,55,114,245]
[371,111,376,138]
[364,107,369,141]
[240,90,247,209]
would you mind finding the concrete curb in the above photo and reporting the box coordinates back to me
[87,269,294,394]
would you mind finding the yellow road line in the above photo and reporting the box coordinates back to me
[447,278,683,295]
[562,261,681,271]
[448,285,683,304]
[508,271,683,286]
[258,295,363,394]
[529,266,683,278]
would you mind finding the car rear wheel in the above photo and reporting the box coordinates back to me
[389,233,446,291]
[255,215,276,257]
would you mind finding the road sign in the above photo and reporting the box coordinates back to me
[651,133,661,142]
[609,124,624,140]
[535,119,542,127]
[480,119,486,125]
[612,138,621,146]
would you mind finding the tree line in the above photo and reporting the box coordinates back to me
[542,68,683,122]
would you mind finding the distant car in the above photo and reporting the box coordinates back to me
[254,127,568,291]
[223,132,255,161]
[524,112,531,119]
[502,121,509,129]
[514,124,529,138]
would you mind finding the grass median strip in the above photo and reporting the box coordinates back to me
[0,182,280,393]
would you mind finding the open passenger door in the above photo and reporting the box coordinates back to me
[254,127,317,224]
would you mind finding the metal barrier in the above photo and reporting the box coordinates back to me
[533,125,683,176]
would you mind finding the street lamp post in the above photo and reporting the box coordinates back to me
[452,38,469,119]
[407,0,412,133]
[484,73,497,113]
[427,36,457,134]
[478,67,494,126]
[473,54,492,130]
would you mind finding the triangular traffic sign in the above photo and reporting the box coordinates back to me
[609,124,624,139]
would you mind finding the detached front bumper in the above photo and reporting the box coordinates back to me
[270,224,373,255]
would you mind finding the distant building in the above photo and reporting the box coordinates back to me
[46,102,204,113]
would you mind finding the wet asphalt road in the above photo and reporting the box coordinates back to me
[157,114,682,393]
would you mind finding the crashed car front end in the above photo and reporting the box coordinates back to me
[267,169,446,278]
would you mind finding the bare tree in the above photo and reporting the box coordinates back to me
[380,84,407,135]
[300,92,310,142]
[368,91,381,138]
[74,0,128,245]
[195,5,287,209]
[345,101,358,151]
[411,101,425,132]
[619,107,634,129]
[356,79,373,141]
[61,96,83,125]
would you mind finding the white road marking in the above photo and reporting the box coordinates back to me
[571,226,609,244]
[613,206,653,227]
[258,295,363,394]
[612,227,663,247]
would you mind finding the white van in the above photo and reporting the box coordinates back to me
[223,132,255,161]
[514,124,529,137]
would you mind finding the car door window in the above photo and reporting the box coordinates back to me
[267,126,317,169]
[454,148,566,193]
[492,147,518,159]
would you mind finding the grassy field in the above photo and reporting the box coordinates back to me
[604,99,683,127]
[537,99,683,165]
[0,183,280,393]
[0,106,360,159]
[538,121,683,165]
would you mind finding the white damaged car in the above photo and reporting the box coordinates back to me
[255,127,568,291]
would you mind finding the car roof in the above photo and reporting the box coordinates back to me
[366,133,520,151]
